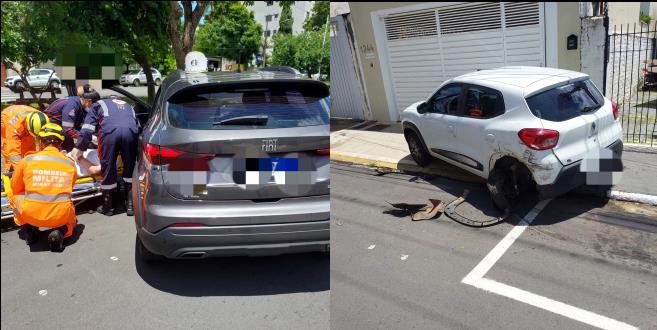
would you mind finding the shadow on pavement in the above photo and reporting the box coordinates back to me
[22,223,86,253]
[135,251,329,297]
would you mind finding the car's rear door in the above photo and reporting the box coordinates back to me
[153,79,330,201]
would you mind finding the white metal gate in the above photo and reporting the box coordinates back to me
[330,15,369,119]
[381,2,545,119]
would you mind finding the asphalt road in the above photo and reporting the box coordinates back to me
[1,200,329,329]
[330,163,657,330]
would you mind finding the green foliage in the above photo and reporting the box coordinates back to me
[279,5,293,34]
[157,52,177,76]
[67,1,170,102]
[270,30,329,78]
[196,2,262,65]
[1,1,69,87]
[640,11,652,25]
[303,1,329,32]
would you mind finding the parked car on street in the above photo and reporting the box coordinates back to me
[110,69,330,261]
[4,69,61,92]
[401,66,623,210]
[120,68,162,87]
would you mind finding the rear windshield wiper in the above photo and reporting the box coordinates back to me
[213,115,269,126]
[580,105,602,113]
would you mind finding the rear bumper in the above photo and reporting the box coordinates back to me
[537,139,623,198]
[138,220,330,258]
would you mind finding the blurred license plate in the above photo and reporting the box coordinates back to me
[233,158,299,184]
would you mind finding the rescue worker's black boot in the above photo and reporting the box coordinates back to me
[19,225,38,245]
[97,189,115,216]
[124,183,134,216]
[48,228,64,252]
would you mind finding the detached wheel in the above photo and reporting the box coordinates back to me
[487,168,515,211]
[15,81,25,92]
[133,79,140,87]
[154,78,161,86]
[136,234,162,263]
[406,131,432,166]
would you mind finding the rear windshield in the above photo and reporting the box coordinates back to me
[167,84,330,130]
[525,79,604,122]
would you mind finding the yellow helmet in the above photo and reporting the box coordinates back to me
[38,123,65,142]
[26,111,50,136]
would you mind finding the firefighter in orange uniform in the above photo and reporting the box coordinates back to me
[9,123,78,252]
[1,106,50,172]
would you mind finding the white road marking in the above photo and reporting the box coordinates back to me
[462,199,639,330]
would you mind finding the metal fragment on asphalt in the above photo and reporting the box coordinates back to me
[401,254,409,260]
[38,290,47,296]
[368,244,376,250]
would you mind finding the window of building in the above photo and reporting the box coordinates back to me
[264,30,271,37]
[266,1,274,6]
[266,14,272,22]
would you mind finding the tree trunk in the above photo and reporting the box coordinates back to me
[137,60,155,104]
[167,1,210,70]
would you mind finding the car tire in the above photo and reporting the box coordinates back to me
[136,234,162,263]
[487,168,514,211]
[154,78,161,86]
[49,80,60,90]
[133,79,140,87]
[406,131,432,167]
[15,81,25,92]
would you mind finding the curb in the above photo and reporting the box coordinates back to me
[331,152,657,207]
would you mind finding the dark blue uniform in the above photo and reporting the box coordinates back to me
[77,98,139,190]
[44,96,84,151]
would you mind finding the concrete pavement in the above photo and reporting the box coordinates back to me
[330,121,657,199]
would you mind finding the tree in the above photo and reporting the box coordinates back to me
[303,1,329,32]
[69,1,170,103]
[167,1,210,70]
[271,30,329,78]
[1,1,69,106]
[279,4,293,34]
[196,2,262,68]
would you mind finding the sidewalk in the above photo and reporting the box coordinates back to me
[330,121,657,198]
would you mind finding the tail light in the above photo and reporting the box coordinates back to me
[144,143,214,170]
[316,148,330,156]
[611,101,619,121]
[518,128,559,150]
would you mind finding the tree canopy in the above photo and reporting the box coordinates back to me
[271,30,329,78]
[303,1,329,31]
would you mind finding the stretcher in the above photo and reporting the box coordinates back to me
[1,174,102,221]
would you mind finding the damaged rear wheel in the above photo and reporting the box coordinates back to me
[405,131,432,167]
[487,168,514,211]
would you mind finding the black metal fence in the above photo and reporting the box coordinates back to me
[605,21,657,147]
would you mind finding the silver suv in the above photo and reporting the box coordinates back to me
[120,68,162,87]
[4,69,61,92]
[112,70,330,261]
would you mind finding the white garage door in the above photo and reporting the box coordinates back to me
[382,2,545,119]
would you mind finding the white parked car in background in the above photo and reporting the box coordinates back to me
[4,68,61,92]
[401,67,623,210]
[120,68,162,87]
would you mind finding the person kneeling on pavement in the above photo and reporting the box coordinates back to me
[9,123,77,252]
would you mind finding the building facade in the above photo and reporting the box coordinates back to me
[248,1,315,58]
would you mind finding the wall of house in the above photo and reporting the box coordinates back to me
[581,17,607,90]
[556,2,582,71]
[348,2,423,122]
[608,2,641,31]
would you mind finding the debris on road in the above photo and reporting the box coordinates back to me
[385,199,445,221]
[110,256,119,261]
[400,254,409,261]
[444,190,508,227]
[38,290,47,296]
[368,245,376,250]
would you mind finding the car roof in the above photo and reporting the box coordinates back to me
[159,70,321,102]
[450,66,590,97]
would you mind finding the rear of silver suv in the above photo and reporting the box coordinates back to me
[131,72,330,261]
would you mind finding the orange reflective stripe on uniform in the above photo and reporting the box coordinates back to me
[25,192,72,202]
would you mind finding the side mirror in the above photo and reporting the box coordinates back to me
[417,101,429,114]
